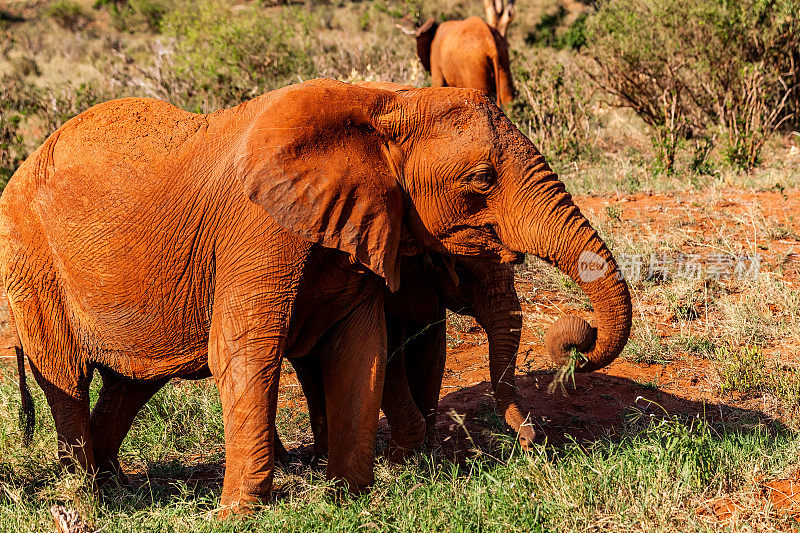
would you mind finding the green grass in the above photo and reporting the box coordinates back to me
[0,371,798,531]
[46,0,92,32]
[715,346,800,424]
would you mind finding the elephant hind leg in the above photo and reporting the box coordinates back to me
[10,290,95,474]
[36,377,95,473]
[26,352,95,475]
[9,313,35,445]
[381,318,427,463]
[90,371,167,485]
[402,319,447,449]
[289,354,328,460]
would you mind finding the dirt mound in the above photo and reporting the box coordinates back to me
[696,477,800,522]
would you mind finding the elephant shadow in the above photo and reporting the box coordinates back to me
[119,367,784,508]
[426,368,786,457]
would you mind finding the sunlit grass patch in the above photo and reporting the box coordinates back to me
[0,360,797,531]
[714,345,800,428]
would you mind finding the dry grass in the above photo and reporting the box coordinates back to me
[0,0,799,530]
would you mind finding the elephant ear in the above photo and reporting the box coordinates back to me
[415,19,438,72]
[234,79,407,291]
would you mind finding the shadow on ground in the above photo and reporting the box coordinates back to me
[113,369,787,510]
[430,370,785,456]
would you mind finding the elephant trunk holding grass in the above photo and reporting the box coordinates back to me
[409,0,516,106]
[0,79,630,515]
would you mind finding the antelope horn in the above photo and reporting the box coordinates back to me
[496,0,516,36]
[483,0,500,27]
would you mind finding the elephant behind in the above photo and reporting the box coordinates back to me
[413,0,516,106]
[280,253,533,463]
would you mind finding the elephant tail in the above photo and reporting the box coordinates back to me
[491,33,515,106]
[11,314,35,446]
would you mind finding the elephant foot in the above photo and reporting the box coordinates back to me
[274,433,290,466]
[330,477,372,498]
[217,501,255,520]
[382,438,424,464]
[95,457,130,488]
[423,425,439,450]
[386,425,440,462]
[384,418,426,464]
[217,490,268,519]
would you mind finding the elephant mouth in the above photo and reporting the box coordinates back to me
[507,251,525,264]
[440,223,521,263]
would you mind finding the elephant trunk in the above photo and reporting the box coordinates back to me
[470,264,534,447]
[503,158,632,372]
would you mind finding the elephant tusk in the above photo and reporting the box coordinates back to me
[395,23,417,36]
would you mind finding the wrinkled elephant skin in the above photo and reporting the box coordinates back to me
[284,253,534,464]
[0,79,631,515]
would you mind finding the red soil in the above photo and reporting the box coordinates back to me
[2,189,798,516]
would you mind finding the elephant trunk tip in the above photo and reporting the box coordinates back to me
[500,403,537,449]
[544,315,598,371]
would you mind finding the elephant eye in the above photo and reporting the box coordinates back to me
[468,169,495,192]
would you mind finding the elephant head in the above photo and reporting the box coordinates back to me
[234,79,631,372]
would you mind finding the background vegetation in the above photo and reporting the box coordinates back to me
[1,0,798,186]
[0,0,798,530]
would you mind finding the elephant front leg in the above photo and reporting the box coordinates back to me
[273,354,325,466]
[403,319,447,448]
[290,354,329,461]
[380,317,427,463]
[321,292,387,492]
[208,293,294,516]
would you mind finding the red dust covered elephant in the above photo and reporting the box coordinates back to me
[278,253,531,464]
[409,0,517,106]
[0,79,631,514]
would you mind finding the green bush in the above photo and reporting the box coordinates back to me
[160,1,314,111]
[586,0,800,171]
[507,52,595,161]
[560,14,588,51]
[95,0,169,33]
[46,0,92,31]
[0,76,40,190]
[525,8,588,51]
[716,346,800,412]
[128,0,167,32]
[0,113,24,191]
